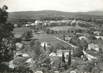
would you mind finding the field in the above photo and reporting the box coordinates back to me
[48,26,87,31]
[13,27,32,34]
[13,27,33,38]
[13,27,71,48]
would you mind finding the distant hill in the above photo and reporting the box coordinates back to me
[8,10,77,19]
[79,11,103,16]
[8,10,103,24]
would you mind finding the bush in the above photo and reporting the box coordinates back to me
[73,48,84,57]
[23,30,33,41]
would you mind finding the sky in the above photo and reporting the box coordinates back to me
[0,0,103,12]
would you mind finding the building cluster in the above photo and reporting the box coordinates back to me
[10,19,103,73]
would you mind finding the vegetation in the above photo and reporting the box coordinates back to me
[8,11,103,26]
[0,5,15,63]
[1,5,103,73]
[23,30,33,41]
[73,47,83,57]
[62,52,65,63]
[30,40,42,59]
[68,50,71,66]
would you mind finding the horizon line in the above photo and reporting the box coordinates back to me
[8,9,103,13]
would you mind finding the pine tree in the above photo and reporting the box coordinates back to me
[62,52,65,63]
[68,50,71,66]
[44,43,46,51]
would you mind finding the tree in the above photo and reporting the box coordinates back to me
[68,50,71,66]
[31,40,42,59]
[83,62,95,72]
[69,37,79,46]
[62,52,65,63]
[0,5,15,63]
[73,47,84,57]
[79,39,88,49]
[0,5,8,23]
[43,43,46,51]
[23,30,33,41]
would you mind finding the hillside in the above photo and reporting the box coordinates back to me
[81,11,103,16]
[8,10,77,19]
[8,10,103,24]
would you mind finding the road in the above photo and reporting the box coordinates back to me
[53,36,78,48]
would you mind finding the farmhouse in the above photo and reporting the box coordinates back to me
[88,43,100,52]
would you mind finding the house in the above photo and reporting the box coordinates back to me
[93,31,101,35]
[49,52,60,64]
[25,58,35,67]
[15,42,23,50]
[65,36,71,41]
[14,24,18,28]
[70,19,76,25]
[9,60,16,69]
[9,57,34,69]
[25,24,30,27]
[56,50,69,57]
[30,23,35,26]
[95,36,103,40]
[70,70,77,73]
[35,71,43,73]
[57,50,73,57]
[49,52,57,57]
[41,42,50,48]
[35,20,43,25]
[40,42,51,53]
[54,71,59,73]
[49,50,72,63]
[10,52,34,69]
[79,36,88,40]
[14,52,30,58]
[83,50,97,61]
[88,43,99,52]
[57,50,73,62]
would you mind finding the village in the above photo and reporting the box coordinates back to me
[9,19,103,73]
[0,1,103,73]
